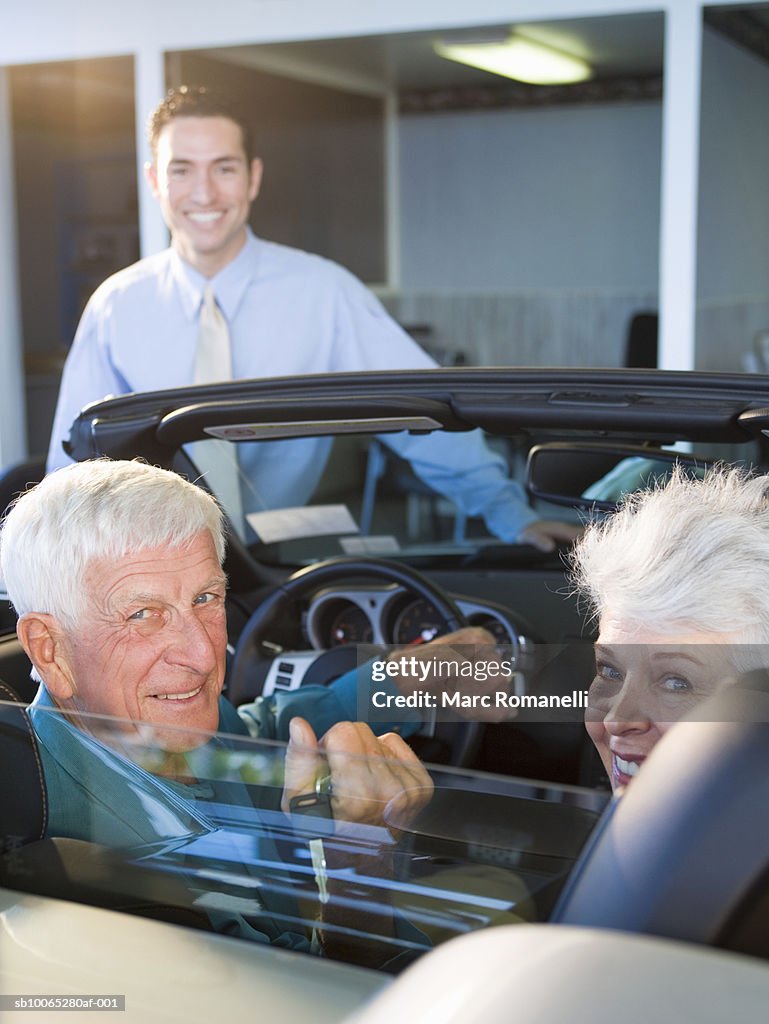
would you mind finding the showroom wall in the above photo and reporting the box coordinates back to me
[398,102,661,292]
[696,25,769,372]
[9,58,138,453]
[393,98,660,367]
[389,21,769,372]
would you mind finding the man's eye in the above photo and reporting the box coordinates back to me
[193,592,220,606]
[128,608,152,622]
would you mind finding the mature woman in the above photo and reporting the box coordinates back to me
[570,465,769,790]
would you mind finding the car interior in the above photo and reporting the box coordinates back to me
[3,366,769,984]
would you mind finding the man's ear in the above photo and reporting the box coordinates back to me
[249,158,263,202]
[16,614,76,701]
[144,160,160,198]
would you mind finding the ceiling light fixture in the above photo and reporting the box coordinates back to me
[433,33,592,86]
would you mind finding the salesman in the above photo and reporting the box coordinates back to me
[47,85,579,554]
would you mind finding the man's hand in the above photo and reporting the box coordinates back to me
[389,626,515,722]
[283,717,433,966]
[282,717,433,835]
[516,519,583,553]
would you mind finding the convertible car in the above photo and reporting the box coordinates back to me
[3,366,769,1022]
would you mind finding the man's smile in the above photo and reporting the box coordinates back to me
[187,211,225,224]
[152,685,205,702]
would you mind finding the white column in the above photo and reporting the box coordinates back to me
[657,1,702,370]
[0,68,28,465]
[384,89,401,290]
[134,48,169,258]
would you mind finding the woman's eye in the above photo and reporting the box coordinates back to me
[661,675,691,693]
[128,608,152,622]
[596,661,622,682]
[588,664,622,705]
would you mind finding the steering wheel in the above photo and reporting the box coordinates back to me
[228,556,482,767]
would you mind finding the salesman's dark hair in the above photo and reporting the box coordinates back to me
[147,85,256,161]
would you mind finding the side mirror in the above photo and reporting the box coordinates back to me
[526,443,710,512]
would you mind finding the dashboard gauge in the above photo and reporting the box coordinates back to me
[469,614,514,648]
[393,598,448,646]
[327,604,374,646]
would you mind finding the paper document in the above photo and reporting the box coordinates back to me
[247,504,359,544]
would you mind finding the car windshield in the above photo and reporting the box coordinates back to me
[5,700,605,972]
[185,429,516,565]
[182,427,758,568]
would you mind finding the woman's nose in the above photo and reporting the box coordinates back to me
[603,681,653,734]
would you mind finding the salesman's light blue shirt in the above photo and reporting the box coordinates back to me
[47,231,537,540]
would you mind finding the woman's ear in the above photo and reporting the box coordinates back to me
[16,613,76,702]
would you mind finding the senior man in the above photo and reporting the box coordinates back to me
[0,459,442,958]
[1,457,507,752]
[0,456,452,806]
[0,458,509,958]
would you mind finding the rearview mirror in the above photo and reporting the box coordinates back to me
[526,443,710,512]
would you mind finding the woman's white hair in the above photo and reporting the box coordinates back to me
[0,459,225,631]
[570,464,769,646]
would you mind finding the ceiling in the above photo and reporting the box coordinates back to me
[10,5,769,112]
[202,5,769,99]
[206,13,666,96]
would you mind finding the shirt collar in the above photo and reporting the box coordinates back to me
[169,229,260,323]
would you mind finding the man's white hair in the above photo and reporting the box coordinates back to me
[0,459,225,631]
[570,465,769,647]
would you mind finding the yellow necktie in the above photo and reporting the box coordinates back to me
[191,286,244,533]
[194,285,232,383]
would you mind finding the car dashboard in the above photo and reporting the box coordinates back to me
[303,585,527,651]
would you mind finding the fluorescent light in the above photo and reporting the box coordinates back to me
[434,34,592,86]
